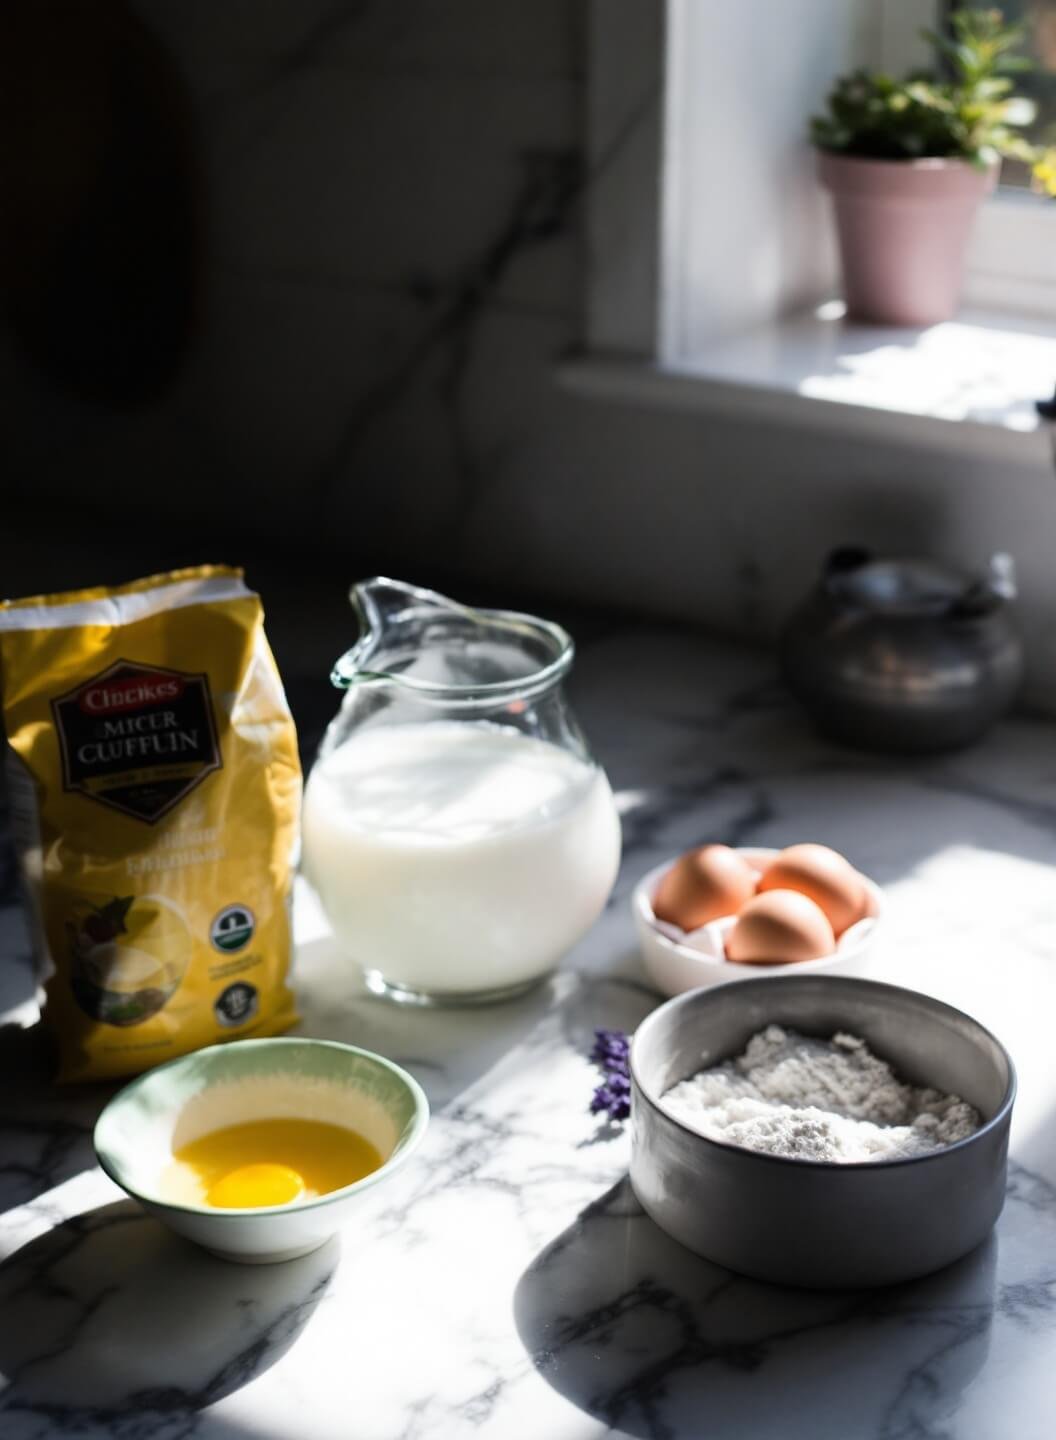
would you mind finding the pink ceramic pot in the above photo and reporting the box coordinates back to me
[816,151,998,326]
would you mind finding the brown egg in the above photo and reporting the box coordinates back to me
[726,890,836,965]
[652,844,758,931]
[757,843,866,937]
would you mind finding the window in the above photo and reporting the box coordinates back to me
[876,2,1056,315]
[658,0,871,362]
[969,0,1056,190]
[585,0,1056,366]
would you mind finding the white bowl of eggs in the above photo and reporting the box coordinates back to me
[632,844,883,999]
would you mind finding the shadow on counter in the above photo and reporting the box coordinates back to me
[514,1177,996,1440]
[0,1200,336,1428]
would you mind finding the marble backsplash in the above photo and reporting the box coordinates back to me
[0,0,586,570]
[3,0,1056,712]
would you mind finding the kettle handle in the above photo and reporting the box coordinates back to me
[821,546,872,601]
[947,553,1017,620]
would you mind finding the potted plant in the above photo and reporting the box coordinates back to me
[812,7,1056,326]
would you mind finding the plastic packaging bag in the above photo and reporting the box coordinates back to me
[0,566,301,1081]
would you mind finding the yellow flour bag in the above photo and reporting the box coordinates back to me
[0,566,300,1081]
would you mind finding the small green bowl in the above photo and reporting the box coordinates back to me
[94,1037,429,1264]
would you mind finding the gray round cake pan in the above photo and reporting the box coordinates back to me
[630,975,1015,1289]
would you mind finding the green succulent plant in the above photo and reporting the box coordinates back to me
[811,6,1056,195]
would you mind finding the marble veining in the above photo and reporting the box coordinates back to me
[311,142,582,518]
[3,627,1056,1439]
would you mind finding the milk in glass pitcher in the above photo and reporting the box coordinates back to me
[302,580,621,1004]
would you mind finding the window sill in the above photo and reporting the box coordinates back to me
[561,305,1056,469]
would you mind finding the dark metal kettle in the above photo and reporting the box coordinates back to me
[780,548,1024,753]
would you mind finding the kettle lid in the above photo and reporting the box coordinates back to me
[827,556,971,617]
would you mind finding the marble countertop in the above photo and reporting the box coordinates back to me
[3,624,1056,1440]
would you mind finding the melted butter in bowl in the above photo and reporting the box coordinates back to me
[162,1118,385,1209]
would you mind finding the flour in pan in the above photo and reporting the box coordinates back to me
[660,1025,980,1163]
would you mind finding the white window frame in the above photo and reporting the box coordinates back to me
[965,194,1056,314]
[891,2,1056,318]
[585,0,1056,366]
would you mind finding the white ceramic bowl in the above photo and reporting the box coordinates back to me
[94,1037,429,1264]
[632,847,884,999]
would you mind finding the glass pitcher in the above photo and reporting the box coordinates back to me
[301,579,621,1005]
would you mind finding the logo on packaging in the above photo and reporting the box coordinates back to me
[214,981,258,1027]
[210,905,255,953]
[52,660,222,823]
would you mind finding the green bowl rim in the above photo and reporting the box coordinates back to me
[93,1036,430,1218]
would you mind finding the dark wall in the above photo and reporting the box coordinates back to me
[0,1,585,595]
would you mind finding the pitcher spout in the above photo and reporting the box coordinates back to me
[330,578,573,701]
[332,578,466,688]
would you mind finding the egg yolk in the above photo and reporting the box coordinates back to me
[208,1162,306,1209]
[164,1118,384,1209]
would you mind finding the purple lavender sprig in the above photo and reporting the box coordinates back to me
[589,1027,631,1122]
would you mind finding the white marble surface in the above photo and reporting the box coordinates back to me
[2,626,1056,1439]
